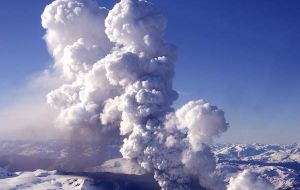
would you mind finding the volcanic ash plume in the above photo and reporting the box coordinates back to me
[227,170,274,190]
[42,0,231,189]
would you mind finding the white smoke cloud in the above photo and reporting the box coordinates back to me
[42,0,118,130]
[164,100,228,190]
[175,100,228,150]
[41,0,268,189]
[227,170,274,190]
[41,0,112,80]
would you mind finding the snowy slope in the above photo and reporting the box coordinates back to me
[0,169,109,190]
[214,143,300,190]
[0,168,160,190]
[213,143,300,163]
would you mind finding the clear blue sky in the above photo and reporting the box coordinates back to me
[0,0,299,143]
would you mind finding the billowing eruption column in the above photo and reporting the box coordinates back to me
[42,0,229,189]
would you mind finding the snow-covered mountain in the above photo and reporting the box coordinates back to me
[0,168,159,190]
[213,143,300,163]
[213,143,300,190]
[0,140,299,189]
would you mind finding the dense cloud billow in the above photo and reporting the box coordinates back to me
[42,0,272,189]
[227,170,274,190]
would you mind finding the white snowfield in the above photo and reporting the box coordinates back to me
[213,143,300,163]
[0,169,102,190]
[0,141,299,190]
